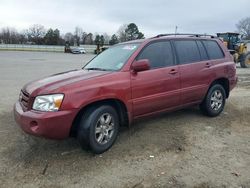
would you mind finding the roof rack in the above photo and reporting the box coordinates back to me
[154,33,217,38]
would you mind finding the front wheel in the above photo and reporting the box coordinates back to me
[77,105,119,154]
[200,84,226,117]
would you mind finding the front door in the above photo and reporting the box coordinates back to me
[131,40,180,117]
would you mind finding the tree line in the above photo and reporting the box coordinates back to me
[1,17,250,46]
[0,23,144,46]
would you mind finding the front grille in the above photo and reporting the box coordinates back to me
[19,90,30,111]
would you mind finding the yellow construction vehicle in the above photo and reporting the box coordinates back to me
[94,44,108,54]
[217,32,250,68]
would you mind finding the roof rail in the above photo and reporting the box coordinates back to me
[154,33,217,38]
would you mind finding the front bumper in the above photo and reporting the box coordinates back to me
[14,102,78,139]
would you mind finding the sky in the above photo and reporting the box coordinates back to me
[0,0,249,37]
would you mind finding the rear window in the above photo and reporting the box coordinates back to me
[174,40,200,64]
[203,40,224,60]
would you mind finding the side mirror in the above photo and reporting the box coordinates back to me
[132,59,150,72]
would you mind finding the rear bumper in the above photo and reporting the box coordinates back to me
[14,102,78,139]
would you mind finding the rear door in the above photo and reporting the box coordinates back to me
[173,39,213,105]
[131,40,180,117]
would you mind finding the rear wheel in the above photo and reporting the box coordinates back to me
[200,84,226,117]
[77,105,119,154]
[240,52,250,68]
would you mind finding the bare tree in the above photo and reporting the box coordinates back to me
[0,27,24,44]
[74,26,83,46]
[117,24,127,42]
[27,24,46,44]
[84,33,93,45]
[103,33,110,45]
[81,32,88,44]
[236,17,250,40]
[0,27,11,44]
[64,32,74,45]
[18,30,28,44]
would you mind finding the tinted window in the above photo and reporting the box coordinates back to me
[137,41,174,69]
[196,40,209,60]
[203,40,224,60]
[174,40,200,64]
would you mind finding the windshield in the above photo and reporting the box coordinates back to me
[84,43,140,71]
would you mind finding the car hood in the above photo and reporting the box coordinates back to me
[23,69,111,95]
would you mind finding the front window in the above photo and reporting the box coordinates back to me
[84,43,140,71]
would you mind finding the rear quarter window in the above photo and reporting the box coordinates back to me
[203,40,224,60]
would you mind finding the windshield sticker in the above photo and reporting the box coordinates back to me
[116,62,124,69]
[122,45,137,50]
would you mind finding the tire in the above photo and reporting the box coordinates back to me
[200,84,226,117]
[77,105,119,154]
[240,52,250,68]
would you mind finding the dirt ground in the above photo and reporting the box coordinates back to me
[0,51,249,188]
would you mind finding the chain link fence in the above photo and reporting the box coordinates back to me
[0,44,96,53]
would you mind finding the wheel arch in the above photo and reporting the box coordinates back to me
[70,98,129,137]
[208,77,230,98]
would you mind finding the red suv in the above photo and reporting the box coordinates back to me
[14,34,237,153]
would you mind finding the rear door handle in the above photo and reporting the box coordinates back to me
[169,69,178,75]
[205,63,211,68]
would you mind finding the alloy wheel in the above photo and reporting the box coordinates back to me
[95,113,115,145]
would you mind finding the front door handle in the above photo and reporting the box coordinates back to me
[205,63,211,68]
[169,69,178,75]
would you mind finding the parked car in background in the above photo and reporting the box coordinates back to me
[71,47,86,54]
[14,34,237,154]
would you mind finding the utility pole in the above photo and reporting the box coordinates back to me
[175,26,178,35]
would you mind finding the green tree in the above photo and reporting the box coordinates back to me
[125,23,144,41]
[44,28,54,45]
[94,34,100,45]
[117,23,144,42]
[109,34,119,45]
[100,35,105,46]
[54,29,60,43]
[44,28,60,45]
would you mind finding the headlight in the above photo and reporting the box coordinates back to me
[32,94,64,112]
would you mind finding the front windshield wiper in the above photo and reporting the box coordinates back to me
[84,67,114,71]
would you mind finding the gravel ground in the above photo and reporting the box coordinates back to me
[0,51,249,188]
